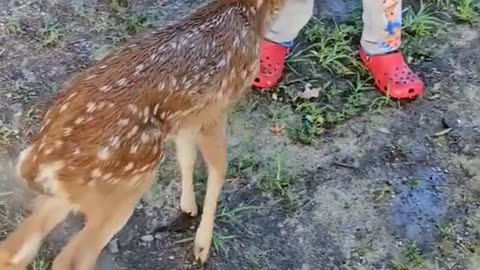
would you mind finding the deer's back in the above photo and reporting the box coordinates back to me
[17,2,261,191]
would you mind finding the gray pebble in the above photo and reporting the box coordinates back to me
[108,238,120,254]
[140,235,155,242]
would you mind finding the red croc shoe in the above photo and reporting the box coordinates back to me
[359,47,425,100]
[253,40,290,91]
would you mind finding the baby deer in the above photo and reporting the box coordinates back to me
[0,0,285,269]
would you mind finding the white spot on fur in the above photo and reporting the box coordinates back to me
[141,133,150,144]
[62,127,73,136]
[60,103,70,113]
[135,64,145,75]
[140,164,149,172]
[99,65,108,69]
[74,117,85,125]
[128,104,138,114]
[153,104,160,115]
[124,162,134,172]
[158,82,165,91]
[127,126,139,138]
[100,85,112,92]
[86,102,96,113]
[102,173,113,181]
[118,118,129,126]
[91,168,102,178]
[130,144,139,154]
[97,101,106,109]
[170,76,177,87]
[66,92,77,100]
[87,75,96,80]
[109,136,120,148]
[97,147,111,160]
[74,147,81,155]
[117,78,127,86]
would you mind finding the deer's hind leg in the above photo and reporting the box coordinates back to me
[0,195,72,270]
[51,171,157,270]
[175,128,200,217]
[194,116,228,263]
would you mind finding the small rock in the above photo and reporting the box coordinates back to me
[140,235,154,242]
[442,111,466,129]
[168,255,175,261]
[108,238,119,254]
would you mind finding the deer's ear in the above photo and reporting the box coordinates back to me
[256,0,264,9]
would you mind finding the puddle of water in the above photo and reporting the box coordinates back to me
[389,168,448,251]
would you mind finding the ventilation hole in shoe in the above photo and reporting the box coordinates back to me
[408,89,415,93]
[260,60,264,63]
[384,86,388,91]
[268,63,272,67]
[395,67,399,70]
[402,71,405,74]
[266,56,270,60]
[254,78,260,83]
[394,73,398,77]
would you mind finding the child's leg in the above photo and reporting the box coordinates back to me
[265,0,314,44]
[360,0,424,99]
[254,0,314,90]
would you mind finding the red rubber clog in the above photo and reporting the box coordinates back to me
[360,47,425,100]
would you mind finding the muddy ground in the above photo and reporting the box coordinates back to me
[0,0,479,269]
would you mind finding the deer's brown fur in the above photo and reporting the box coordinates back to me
[0,0,286,269]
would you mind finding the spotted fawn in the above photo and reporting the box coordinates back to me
[0,0,285,269]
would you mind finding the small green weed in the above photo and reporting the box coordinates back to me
[40,21,64,47]
[212,232,236,255]
[0,124,14,149]
[258,150,300,209]
[287,102,324,145]
[4,18,22,35]
[106,0,156,35]
[217,205,265,225]
[227,137,263,178]
[125,14,155,35]
[405,177,422,189]
[437,223,457,239]
[295,22,362,76]
[451,0,480,23]
[31,256,51,270]
[393,243,426,270]
[403,1,446,38]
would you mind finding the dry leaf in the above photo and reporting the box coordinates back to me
[269,122,285,136]
[298,83,321,99]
